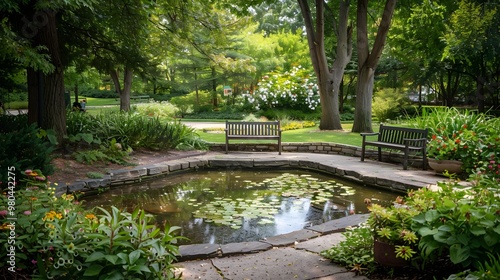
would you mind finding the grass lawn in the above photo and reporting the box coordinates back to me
[196,123,373,147]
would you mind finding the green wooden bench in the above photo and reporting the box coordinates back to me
[360,124,428,170]
[225,121,282,154]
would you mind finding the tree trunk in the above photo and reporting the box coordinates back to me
[74,83,79,104]
[27,68,39,125]
[352,0,397,133]
[298,0,352,130]
[353,67,375,132]
[26,10,66,143]
[211,66,218,108]
[110,68,133,111]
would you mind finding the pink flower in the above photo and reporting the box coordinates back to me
[23,211,31,215]
[31,260,37,265]
[35,176,45,181]
[25,169,33,175]
[0,210,8,216]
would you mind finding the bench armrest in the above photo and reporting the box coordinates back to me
[360,132,378,141]
[360,132,378,136]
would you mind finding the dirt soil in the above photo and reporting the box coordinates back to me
[49,149,207,184]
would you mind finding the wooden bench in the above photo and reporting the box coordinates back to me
[130,95,150,102]
[360,124,428,170]
[225,121,282,154]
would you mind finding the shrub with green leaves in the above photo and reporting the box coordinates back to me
[66,111,208,151]
[321,224,375,275]
[132,100,178,119]
[0,123,55,186]
[0,170,183,279]
[372,88,408,122]
[411,178,500,269]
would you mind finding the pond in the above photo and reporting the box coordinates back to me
[85,168,398,245]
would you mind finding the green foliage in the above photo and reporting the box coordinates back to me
[132,100,178,119]
[170,90,216,116]
[74,139,131,165]
[0,171,183,279]
[367,198,420,261]
[80,89,118,99]
[372,88,408,122]
[321,225,375,275]
[260,108,321,121]
[86,172,105,179]
[410,179,500,269]
[448,253,500,280]
[66,111,208,151]
[4,100,28,109]
[0,123,55,185]
[414,107,499,177]
[183,111,245,120]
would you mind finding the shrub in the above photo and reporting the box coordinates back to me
[243,66,320,113]
[411,178,500,269]
[414,107,499,177]
[80,89,118,98]
[66,111,208,151]
[321,224,375,275]
[372,88,408,122]
[0,124,55,186]
[132,100,178,119]
[0,170,183,279]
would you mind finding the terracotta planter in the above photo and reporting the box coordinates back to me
[428,158,463,174]
[373,239,409,267]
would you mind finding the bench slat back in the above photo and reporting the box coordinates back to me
[378,125,428,147]
[226,121,280,136]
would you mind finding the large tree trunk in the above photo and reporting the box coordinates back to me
[354,67,375,132]
[352,0,397,133]
[298,0,352,130]
[110,68,133,111]
[27,10,66,143]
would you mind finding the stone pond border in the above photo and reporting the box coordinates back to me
[57,142,426,197]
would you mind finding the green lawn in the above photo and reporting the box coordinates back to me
[196,123,372,147]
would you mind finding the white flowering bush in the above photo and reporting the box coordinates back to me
[243,66,320,112]
[132,100,178,119]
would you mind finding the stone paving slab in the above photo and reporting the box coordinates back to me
[210,247,350,280]
[261,229,320,247]
[179,244,221,261]
[307,214,369,234]
[221,241,272,256]
[295,232,346,254]
[175,260,223,280]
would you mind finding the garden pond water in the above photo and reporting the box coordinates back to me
[85,168,398,244]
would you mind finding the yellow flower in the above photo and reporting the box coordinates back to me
[43,210,63,222]
[85,213,97,222]
[0,223,11,230]
[61,194,74,201]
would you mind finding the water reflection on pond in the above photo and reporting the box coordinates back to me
[85,169,398,244]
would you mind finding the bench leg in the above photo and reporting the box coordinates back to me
[422,152,427,170]
[403,147,409,170]
[278,139,282,155]
[378,147,382,162]
[225,138,229,154]
[361,145,365,161]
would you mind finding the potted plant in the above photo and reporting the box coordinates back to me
[415,108,487,174]
[426,125,479,174]
[366,197,420,267]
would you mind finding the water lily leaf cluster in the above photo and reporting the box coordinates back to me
[190,173,355,229]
